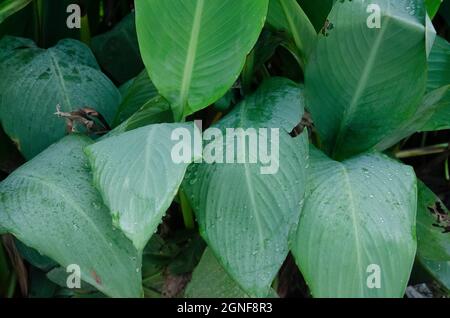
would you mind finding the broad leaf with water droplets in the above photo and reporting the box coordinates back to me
[85,123,200,251]
[291,147,417,297]
[183,78,309,297]
[0,135,142,297]
[135,0,269,120]
[0,36,120,159]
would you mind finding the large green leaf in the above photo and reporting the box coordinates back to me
[113,70,159,126]
[92,13,143,84]
[416,181,450,261]
[421,36,450,131]
[305,0,428,160]
[291,147,417,297]
[375,85,450,150]
[135,0,269,120]
[183,78,309,297]
[0,36,120,159]
[427,37,450,92]
[0,0,31,24]
[184,248,249,298]
[85,123,200,251]
[0,135,142,297]
[266,0,317,67]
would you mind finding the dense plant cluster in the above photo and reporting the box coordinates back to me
[0,0,449,298]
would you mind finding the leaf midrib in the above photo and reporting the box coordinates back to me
[12,171,130,276]
[238,104,265,248]
[179,0,205,113]
[340,164,364,294]
[48,50,73,110]
[332,16,392,156]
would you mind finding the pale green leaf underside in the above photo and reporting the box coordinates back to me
[292,147,417,297]
[85,123,199,251]
[0,135,142,297]
[135,0,269,120]
[183,78,309,297]
[306,0,427,159]
[0,36,120,159]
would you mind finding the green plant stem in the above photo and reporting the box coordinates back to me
[242,50,255,94]
[6,271,16,298]
[395,143,449,159]
[179,189,195,230]
[32,0,43,46]
[445,158,450,181]
[80,14,91,45]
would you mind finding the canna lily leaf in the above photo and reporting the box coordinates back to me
[113,70,159,126]
[291,147,417,297]
[305,0,428,160]
[266,0,317,67]
[0,36,120,159]
[0,0,31,24]
[421,36,450,132]
[135,0,269,120]
[85,123,201,251]
[0,135,142,297]
[183,78,309,297]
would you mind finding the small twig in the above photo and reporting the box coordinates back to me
[395,143,449,159]
[54,104,111,135]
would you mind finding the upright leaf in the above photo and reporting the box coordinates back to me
[375,85,450,150]
[85,123,200,251]
[425,0,443,19]
[0,36,120,159]
[109,96,174,137]
[291,147,417,297]
[0,0,31,24]
[421,36,450,131]
[0,135,142,297]
[427,37,450,92]
[183,78,309,296]
[113,70,159,126]
[266,0,317,67]
[305,0,428,159]
[135,0,269,120]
